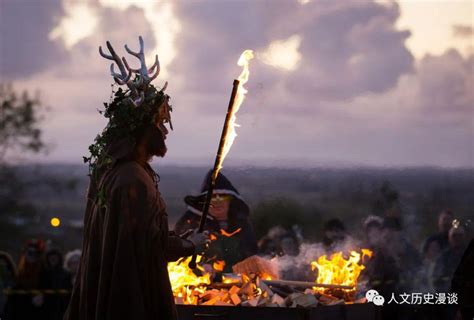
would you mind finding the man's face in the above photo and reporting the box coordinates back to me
[147,126,167,158]
[148,101,173,158]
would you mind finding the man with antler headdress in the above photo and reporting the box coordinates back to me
[64,37,209,320]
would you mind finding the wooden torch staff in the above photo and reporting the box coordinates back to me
[188,79,241,269]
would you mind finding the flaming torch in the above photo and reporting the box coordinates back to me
[189,50,254,268]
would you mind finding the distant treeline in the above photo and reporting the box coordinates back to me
[1,165,473,257]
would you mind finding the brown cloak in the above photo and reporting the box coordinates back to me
[64,161,194,320]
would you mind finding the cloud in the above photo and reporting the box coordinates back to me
[49,2,98,49]
[1,0,472,167]
[260,35,302,71]
[171,1,413,103]
[0,0,66,79]
[416,50,473,118]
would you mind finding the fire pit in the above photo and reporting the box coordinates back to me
[177,303,381,320]
[169,249,375,319]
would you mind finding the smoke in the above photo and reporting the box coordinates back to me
[268,227,437,295]
[272,236,363,281]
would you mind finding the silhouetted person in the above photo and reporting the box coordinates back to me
[4,239,46,320]
[258,226,301,258]
[361,216,399,298]
[0,251,17,317]
[425,209,454,256]
[64,42,209,320]
[451,239,474,320]
[433,224,468,293]
[63,250,81,286]
[38,249,72,320]
[322,218,348,252]
[382,217,422,293]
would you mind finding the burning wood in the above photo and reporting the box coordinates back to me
[310,249,373,300]
[168,249,373,308]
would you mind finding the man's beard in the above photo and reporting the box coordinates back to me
[147,127,168,158]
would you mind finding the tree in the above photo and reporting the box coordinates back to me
[0,83,45,162]
[0,83,47,254]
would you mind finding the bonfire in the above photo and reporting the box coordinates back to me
[167,249,373,308]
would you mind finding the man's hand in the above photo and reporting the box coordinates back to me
[187,230,211,253]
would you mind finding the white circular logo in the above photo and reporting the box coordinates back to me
[365,289,379,302]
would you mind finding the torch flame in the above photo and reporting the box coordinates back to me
[215,49,254,175]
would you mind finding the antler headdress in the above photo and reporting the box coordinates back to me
[99,35,163,106]
[84,36,172,177]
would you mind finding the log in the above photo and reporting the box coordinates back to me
[208,282,240,290]
[271,294,286,307]
[247,296,260,307]
[257,278,274,297]
[232,256,279,279]
[229,285,240,295]
[230,293,241,305]
[263,279,353,290]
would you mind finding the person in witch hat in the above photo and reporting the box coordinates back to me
[175,171,258,273]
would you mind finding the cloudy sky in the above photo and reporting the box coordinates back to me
[1,0,473,167]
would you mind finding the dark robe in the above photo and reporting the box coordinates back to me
[64,161,194,320]
[175,209,258,272]
[451,239,474,319]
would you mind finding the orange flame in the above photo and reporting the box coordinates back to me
[216,49,254,173]
[311,249,372,293]
[167,255,211,305]
[220,228,242,238]
[213,260,226,272]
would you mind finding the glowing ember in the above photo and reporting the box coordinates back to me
[215,49,254,174]
[168,255,211,305]
[220,228,242,238]
[213,260,226,272]
[310,249,373,294]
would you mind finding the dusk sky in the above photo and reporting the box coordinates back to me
[1,0,473,167]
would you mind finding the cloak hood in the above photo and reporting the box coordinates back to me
[184,170,250,218]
